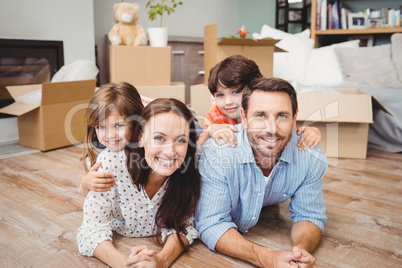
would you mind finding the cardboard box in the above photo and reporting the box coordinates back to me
[109,45,171,86]
[136,82,185,103]
[297,89,389,159]
[204,24,283,85]
[0,80,96,151]
[190,83,214,127]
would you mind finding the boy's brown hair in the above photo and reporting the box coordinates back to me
[208,55,263,95]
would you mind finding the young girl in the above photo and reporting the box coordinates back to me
[77,98,201,268]
[79,82,144,196]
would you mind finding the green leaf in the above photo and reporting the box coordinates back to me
[145,0,183,27]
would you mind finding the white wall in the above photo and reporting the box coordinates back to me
[0,0,95,64]
[94,0,238,84]
[237,0,276,36]
[0,0,95,143]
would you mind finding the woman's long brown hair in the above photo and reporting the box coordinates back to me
[127,98,201,249]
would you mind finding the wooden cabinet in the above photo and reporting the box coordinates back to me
[310,0,402,47]
[168,36,204,104]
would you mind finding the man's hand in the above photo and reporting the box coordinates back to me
[292,246,316,268]
[256,246,314,268]
[216,228,313,268]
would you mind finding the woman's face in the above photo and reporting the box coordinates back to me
[139,112,190,180]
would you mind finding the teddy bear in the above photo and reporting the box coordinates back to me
[108,2,148,46]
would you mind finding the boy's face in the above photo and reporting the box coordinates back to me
[214,85,243,121]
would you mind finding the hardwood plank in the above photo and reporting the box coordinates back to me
[0,146,401,267]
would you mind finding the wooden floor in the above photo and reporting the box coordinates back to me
[0,145,401,267]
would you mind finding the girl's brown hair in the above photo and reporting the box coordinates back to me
[127,98,201,249]
[81,82,144,172]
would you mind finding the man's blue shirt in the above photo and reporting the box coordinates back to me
[195,124,328,251]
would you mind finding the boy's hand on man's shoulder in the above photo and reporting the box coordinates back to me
[208,124,238,147]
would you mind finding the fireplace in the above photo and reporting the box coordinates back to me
[0,38,64,113]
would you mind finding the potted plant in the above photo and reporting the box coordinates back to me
[146,0,183,47]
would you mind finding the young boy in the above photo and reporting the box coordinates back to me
[198,55,321,149]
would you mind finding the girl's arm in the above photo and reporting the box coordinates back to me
[296,126,321,151]
[80,161,116,196]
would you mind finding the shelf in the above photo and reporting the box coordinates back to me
[310,0,402,47]
[315,27,402,36]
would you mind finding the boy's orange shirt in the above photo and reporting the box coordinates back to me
[199,104,238,140]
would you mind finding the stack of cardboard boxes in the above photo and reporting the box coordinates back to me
[109,44,185,103]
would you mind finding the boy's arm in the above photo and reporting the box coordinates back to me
[80,161,116,196]
[296,126,321,151]
[198,124,238,147]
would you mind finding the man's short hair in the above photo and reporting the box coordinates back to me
[242,77,298,116]
[208,55,262,95]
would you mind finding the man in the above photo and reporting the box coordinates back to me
[195,77,328,267]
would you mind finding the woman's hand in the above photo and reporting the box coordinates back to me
[124,245,164,268]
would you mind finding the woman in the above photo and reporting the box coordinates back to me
[77,98,201,268]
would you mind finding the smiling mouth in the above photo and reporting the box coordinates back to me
[106,140,121,146]
[226,107,238,112]
[156,157,176,167]
[261,137,280,144]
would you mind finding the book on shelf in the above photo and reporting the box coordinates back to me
[316,0,321,29]
[321,0,327,30]
[388,9,395,27]
[328,3,332,29]
[340,1,351,29]
[332,1,340,29]
[381,8,389,25]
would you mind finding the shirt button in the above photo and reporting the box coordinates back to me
[283,194,287,197]
[257,193,262,196]
[245,230,248,233]
[252,216,256,220]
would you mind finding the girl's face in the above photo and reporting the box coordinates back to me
[95,110,132,152]
[139,112,190,180]
[214,84,243,122]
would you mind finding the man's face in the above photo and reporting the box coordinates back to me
[241,90,298,161]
